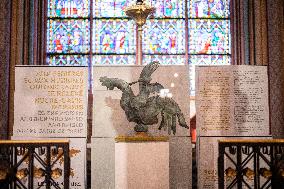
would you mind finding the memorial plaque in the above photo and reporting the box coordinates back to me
[14,66,88,137]
[196,66,269,136]
[92,65,190,137]
[197,136,271,189]
[11,137,86,189]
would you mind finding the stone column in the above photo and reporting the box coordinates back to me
[0,0,11,139]
[267,0,284,138]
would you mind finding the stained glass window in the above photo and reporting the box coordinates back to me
[47,0,231,94]
[47,19,90,53]
[148,0,185,18]
[47,0,90,66]
[189,20,230,54]
[189,0,230,18]
[93,19,136,54]
[143,20,185,54]
[48,0,90,18]
[93,0,130,18]
[188,0,231,95]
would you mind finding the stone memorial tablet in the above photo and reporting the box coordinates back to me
[14,66,88,137]
[196,66,269,136]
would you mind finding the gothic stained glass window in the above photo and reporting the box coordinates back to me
[147,0,185,18]
[47,19,90,53]
[93,0,130,18]
[142,0,186,65]
[47,55,90,66]
[92,0,135,65]
[93,55,135,65]
[47,0,90,66]
[189,20,230,54]
[143,55,185,65]
[93,19,136,54]
[48,0,90,18]
[189,0,230,18]
[47,0,231,93]
[143,20,185,54]
[188,0,231,95]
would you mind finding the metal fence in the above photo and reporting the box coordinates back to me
[0,140,70,189]
[218,139,284,189]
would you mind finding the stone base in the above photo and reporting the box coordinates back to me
[91,136,191,189]
[115,140,169,189]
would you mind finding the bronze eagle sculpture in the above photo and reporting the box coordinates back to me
[99,61,189,135]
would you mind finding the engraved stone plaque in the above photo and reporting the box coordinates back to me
[14,66,88,137]
[196,66,269,136]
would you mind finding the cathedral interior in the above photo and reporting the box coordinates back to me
[0,0,283,188]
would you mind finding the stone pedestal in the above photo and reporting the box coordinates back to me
[115,136,169,189]
[91,136,192,189]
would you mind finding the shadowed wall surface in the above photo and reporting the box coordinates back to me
[0,0,11,139]
[267,0,284,138]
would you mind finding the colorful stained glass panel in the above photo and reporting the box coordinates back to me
[93,0,130,18]
[143,19,185,54]
[93,55,135,65]
[47,55,89,66]
[47,19,90,53]
[189,0,230,18]
[189,55,230,65]
[93,19,136,54]
[48,0,90,18]
[143,55,185,65]
[147,0,185,18]
[189,19,230,54]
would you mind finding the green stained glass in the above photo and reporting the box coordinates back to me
[48,0,90,18]
[93,19,136,54]
[47,19,90,53]
[47,55,89,66]
[143,55,185,65]
[93,55,135,65]
[189,19,230,54]
[189,0,230,18]
[143,19,185,54]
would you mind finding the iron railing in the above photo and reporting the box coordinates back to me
[0,140,70,189]
[218,139,284,189]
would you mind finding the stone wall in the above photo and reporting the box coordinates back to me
[267,0,284,138]
[0,0,11,139]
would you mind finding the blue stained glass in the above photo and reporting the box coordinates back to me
[189,19,230,54]
[143,55,185,65]
[148,0,185,18]
[93,0,130,18]
[189,0,230,18]
[93,55,135,65]
[47,19,90,53]
[93,19,136,54]
[143,19,185,54]
[47,55,89,66]
[48,0,90,18]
